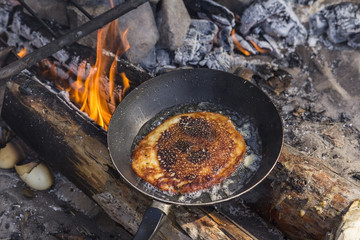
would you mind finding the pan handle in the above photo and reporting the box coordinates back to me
[133,200,172,240]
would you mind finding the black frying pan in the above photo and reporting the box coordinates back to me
[108,68,283,239]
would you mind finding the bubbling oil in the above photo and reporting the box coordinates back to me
[132,102,262,204]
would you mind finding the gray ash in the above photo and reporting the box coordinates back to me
[309,3,360,49]
[239,0,307,47]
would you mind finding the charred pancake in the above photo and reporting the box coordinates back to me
[131,111,246,194]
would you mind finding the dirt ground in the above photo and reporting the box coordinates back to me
[0,165,132,240]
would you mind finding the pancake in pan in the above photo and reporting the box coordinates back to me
[131,111,246,194]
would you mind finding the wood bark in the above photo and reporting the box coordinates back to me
[240,145,360,240]
[1,74,257,240]
[2,73,360,239]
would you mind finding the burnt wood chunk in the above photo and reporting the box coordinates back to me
[1,74,260,240]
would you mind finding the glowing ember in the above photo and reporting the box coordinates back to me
[231,29,268,56]
[231,29,250,56]
[17,47,27,58]
[248,39,269,54]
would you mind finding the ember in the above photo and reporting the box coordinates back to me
[17,47,27,58]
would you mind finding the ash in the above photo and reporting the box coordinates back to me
[240,0,307,47]
[309,2,360,49]
[142,0,308,75]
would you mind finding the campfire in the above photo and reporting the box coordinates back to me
[0,0,360,239]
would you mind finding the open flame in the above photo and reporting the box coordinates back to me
[17,47,27,58]
[67,21,130,130]
[37,3,130,131]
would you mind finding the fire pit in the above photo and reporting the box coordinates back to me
[0,0,360,239]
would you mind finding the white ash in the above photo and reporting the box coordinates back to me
[174,19,218,67]
[240,0,308,47]
[309,3,360,49]
[246,34,274,52]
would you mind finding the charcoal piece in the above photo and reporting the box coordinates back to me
[139,47,157,72]
[262,34,283,58]
[157,0,191,50]
[309,3,360,48]
[240,0,307,46]
[140,46,175,74]
[174,19,218,66]
[232,32,257,55]
[218,26,232,53]
[184,0,235,27]
[118,2,159,64]
[246,34,273,52]
[201,48,231,71]
[156,48,172,66]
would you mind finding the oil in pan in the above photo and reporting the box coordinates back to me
[132,102,262,204]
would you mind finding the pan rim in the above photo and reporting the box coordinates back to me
[107,68,284,206]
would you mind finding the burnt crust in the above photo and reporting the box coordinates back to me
[131,112,246,194]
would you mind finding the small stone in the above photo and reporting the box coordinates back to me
[118,2,159,64]
[299,209,306,217]
[157,0,191,50]
[293,107,306,117]
[233,68,254,81]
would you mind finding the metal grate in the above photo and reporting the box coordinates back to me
[0,0,147,81]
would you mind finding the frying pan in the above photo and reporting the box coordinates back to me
[108,68,283,239]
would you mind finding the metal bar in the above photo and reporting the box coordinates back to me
[67,0,94,20]
[17,0,59,38]
[0,0,147,81]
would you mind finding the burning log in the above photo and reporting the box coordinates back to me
[2,73,258,240]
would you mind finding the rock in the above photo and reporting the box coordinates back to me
[157,0,191,50]
[24,0,68,26]
[67,5,110,49]
[118,2,159,64]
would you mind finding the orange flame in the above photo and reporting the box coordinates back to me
[231,29,250,56]
[17,47,27,58]
[66,20,130,130]
[248,39,269,53]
